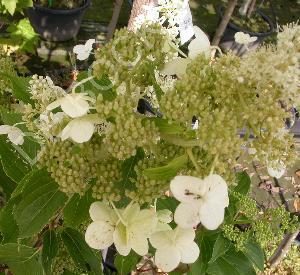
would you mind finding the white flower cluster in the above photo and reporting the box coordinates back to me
[132,0,189,40]
[0,124,24,145]
[46,92,101,143]
[85,174,229,272]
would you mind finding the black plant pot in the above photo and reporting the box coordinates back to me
[217,6,274,56]
[27,0,91,42]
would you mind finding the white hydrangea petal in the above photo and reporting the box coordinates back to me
[85,39,96,51]
[249,36,258,43]
[188,26,210,59]
[157,209,173,224]
[155,246,181,273]
[267,160,286,179]
[170,176,206,203]
[73,42,94,61]
[62,118,95,143]
[73,44,84,54]
[123,203,140,223]
[89,201,117,223]
[46,99,62,111]
[161,58,191,78]
[174,202,201,229]
[234,32,246,44]
[8,128,24,145]
[204,174,229,207]
[114,223,131,256]
[198,201,225,230]
[60,123,71,141]
[133,209,157,234]
[174,227,195,245]
[156,222,172,232]
[85,221,114,249]
[129,232,149,256]
[0,125,12,134]
[61,94,90,118]
[150,230,173,249]
[178,241,200,264]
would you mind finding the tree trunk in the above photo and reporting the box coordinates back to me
[211,0,238,47]
[247,0,257,17]
[239,0,252,16]
[107,0,124,41]
[127,0,157,30]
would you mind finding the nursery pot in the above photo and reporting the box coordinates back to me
[27,0,91,42]
[217,6,274,56]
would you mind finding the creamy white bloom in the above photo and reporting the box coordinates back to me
[73,39,96,60]
[161,26,210,77]
[0,125,24,145]
[60,114,102,143]
[170,174,229,230]
[47,93,94,118]
[150,226,199,272]
[156,209,173,231]
[267,160,286,179]
[85,202,157,256]
[234,32,257,45]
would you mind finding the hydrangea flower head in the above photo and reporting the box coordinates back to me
[170,174,229,229]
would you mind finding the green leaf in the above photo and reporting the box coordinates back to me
[207,247,256,275]
[7,19,39,53]
[76,72,117,102]
[114,251,140,275]
[162,133,200,147]
[156,196,179,213]
[234,172,251,195]
[122,148,144,181]
[2,0,17,15]
[0,73,33,104]
[0,243,43,275]
[0,107,24,126]
[0,197,20,243]
[61,228,102,275]
[0,136,31,183]
[244,242,265,271]
[188,231,217,274]
[147,118,184,135]
[42,230,59,275]
[209,234,232,263]
[0,163,16,199]
[207,257,240,275]
[143,154,188,180]
[14,169,68,237]
[63,190,95,228]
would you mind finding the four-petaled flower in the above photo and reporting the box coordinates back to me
[170,174,229,230]
[47,93,94,118]
[85,202,157,256]
[234,32,257,45]
[267,159,286,179]
[161,25,211,78]
[150,226,200,272]
[60,114,103,143]
[73,39,96,61]
[0,125,24,145]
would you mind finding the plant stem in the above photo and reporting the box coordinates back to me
[110,201,127,226]
[211,0,238,56]
[71,76,95,93]
[268,230,299,268]
[247,0,257,17]
[186,148,200,172]
[210,154,219,175]
[107,0,124,41]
